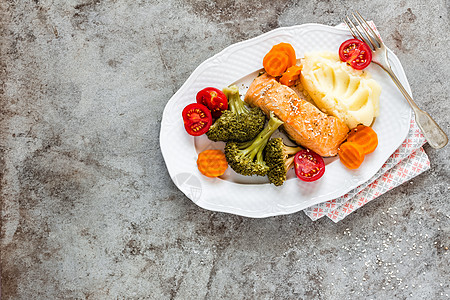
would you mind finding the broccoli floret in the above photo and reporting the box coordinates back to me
[265,138,302,186]
[206,85,266,142]
[225,112,283,176]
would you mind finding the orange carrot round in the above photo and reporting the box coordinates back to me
[279,65,302,86]
[338,142,365,169]
[347,125,378,154]
[263,50,289,77]
[271,43,296,67]
[197,149,228,177]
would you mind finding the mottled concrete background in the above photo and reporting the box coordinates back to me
[1,0,449,299]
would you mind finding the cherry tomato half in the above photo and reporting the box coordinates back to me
[196,87,228,118]
[182,103,212,136]
[294,149,325,182]
[339,39,372,70]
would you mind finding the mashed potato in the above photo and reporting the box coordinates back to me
[300,51,381,129]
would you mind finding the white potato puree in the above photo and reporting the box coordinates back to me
[300,51,381,129]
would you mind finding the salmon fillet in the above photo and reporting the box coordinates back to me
[244,73,349,156]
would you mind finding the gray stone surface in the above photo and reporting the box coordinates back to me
[1,0,449,299]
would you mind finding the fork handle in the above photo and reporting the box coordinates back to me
[376,62,448,149]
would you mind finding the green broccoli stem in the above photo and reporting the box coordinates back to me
[238,112,284,162]
[283,145,302,170]
[285,155,296,170]
[223,85,249,115]
[284,145,302,156]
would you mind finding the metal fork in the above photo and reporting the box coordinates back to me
[345,11,448,149]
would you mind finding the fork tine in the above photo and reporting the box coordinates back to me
[343,18,358,39]
[345,16,364,41]
[355,11,383,47]
[351,13,378,50]
[345,16,375,51]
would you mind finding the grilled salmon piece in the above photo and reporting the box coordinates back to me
[244,73,349,156]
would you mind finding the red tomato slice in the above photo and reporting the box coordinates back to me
[196,87,228,118]
[182,103,212,136]
[294,149,325,182]
[339,39,372,70]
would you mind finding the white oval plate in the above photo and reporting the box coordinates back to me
[160,24,411,218]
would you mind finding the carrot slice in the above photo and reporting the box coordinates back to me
[279,65,302,86]
[263,50,290,77]
[271,43,296,67]
[338,142,365,169]
[197,149,228,177]
[347,125,378,154]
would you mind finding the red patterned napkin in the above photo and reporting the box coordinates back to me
[302,22,430,222]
